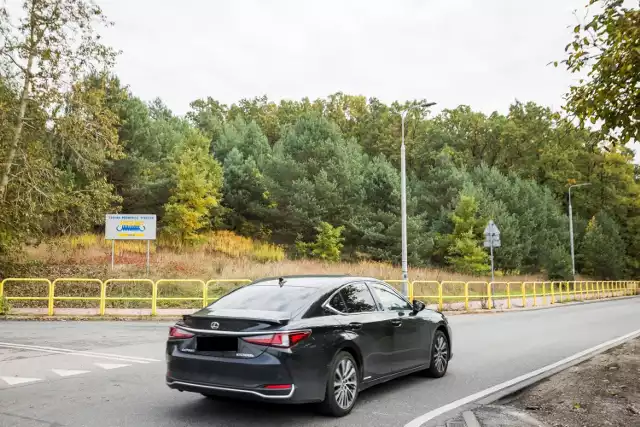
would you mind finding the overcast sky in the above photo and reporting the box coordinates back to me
[99,0,590,115]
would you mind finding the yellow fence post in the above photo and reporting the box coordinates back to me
[487,282,492,310]
[542,282,547,305]
[48,281,55,316]
[0,279,3,299]
[506,283,511,309]
[202,282,208,308]
[550,282,556,304]
[521,283,526,308]
[151,281,157,315]
[531,283,537,307]
[579,282,583,301]
[100,281,106,315]
[438,282,443,312]
[409,281,414,302]
[464,282,469,311]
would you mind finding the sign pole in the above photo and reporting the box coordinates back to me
[490,242,495,283]
[146,240,150,276]
[111,240,115,270]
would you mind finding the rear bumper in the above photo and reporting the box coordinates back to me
[166,377,295,400]
[166,341,327,403]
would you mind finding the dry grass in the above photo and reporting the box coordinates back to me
[22,234,544,282]
[5,231,549,310]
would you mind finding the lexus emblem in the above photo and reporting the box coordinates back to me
[210,322,220,330]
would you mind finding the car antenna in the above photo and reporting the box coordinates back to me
[278,277,286,287]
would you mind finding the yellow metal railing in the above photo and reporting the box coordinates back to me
[0,277,637,316]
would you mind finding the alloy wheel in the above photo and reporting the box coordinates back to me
[333,358,357,409]
[433,335,448,373]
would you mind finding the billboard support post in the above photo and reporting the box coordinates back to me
[106,214,157,273]
[146,240,150,276]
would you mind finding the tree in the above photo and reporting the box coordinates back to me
[444,195,489,275]
[264,114,366,244]
[297,222,345,262]
[221,148,275,238]
[580,212,626,279]
[162,131,223,244]
[562,0,639,145]
[0,0,116,200]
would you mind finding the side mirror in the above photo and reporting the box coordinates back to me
[412,300,426,313]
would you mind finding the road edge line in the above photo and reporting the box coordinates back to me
[0,342,155,363]
[404,327,640,427]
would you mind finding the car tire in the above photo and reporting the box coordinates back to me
[424,329,449,378]
[317,351,360,417]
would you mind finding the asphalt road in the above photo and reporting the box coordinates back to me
[1,297,639,427]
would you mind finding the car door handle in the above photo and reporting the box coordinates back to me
[348,323,363,331]
[390,319,402,327]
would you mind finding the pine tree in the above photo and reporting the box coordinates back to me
[580,212,625,279]
[444,195,489,274]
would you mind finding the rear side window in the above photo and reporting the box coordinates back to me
[211,285,318,313]
[370,283,412,311]
[328,283,377,313]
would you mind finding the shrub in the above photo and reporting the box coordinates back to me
[0,296,10,315]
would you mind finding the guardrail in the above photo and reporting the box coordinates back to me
[0,278,637,316]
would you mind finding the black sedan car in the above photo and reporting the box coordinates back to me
[166,275,452,416]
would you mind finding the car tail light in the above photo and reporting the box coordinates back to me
[169,326,194,339]
[242,331,311,348]
[263,384,292,389]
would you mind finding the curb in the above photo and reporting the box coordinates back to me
[442,294,639,316]
[422,328,640,427]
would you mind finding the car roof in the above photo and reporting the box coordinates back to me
[251,275,382,290]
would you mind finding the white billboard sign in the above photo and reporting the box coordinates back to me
[105,214,156,240]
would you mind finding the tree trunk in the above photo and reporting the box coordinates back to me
[0,54,34,201]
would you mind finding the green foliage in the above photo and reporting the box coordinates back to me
[264,114,366,243]
[306,222,346,263]
[162,131,223,244]
[444,195,489,275]
[0,296,10,315]
[215,119,275,238]
[563,0,640,145]
[580,212,626,279]
[543,245,573,280]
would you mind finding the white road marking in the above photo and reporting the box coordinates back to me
[0,376,42,386]
[0,342,158,363]
[94,363,131,370]
[404,328,640,427]
[51,369,90,377]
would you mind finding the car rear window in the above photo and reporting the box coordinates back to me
[210,285,319,313]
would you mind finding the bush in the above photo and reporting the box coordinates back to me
[296,222,345,262]
[544,245,572,280]
[0,296,10,315]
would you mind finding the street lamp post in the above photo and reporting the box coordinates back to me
[568,183,591,279]
[400,102,436,297]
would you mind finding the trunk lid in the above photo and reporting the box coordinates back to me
[184,308,290,333]
[178,309,292,359]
